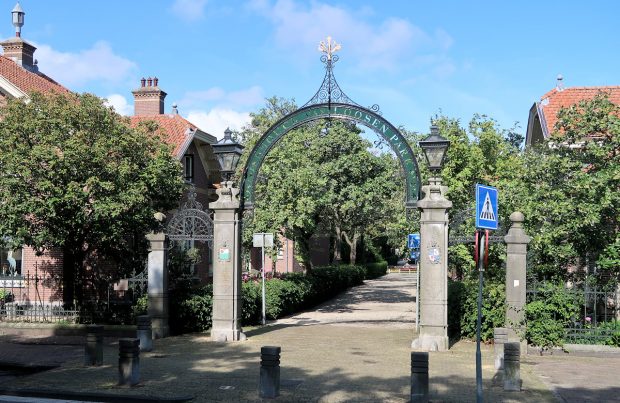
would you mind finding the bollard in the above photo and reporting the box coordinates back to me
[494,327,508,370]
[503,342,521,391]
[84,324,104,366]
[118,338,140,386]
[410,352,429,403]
[136,315,153,352]
[259,346,281,398]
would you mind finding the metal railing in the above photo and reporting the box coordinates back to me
[527,281,620,345]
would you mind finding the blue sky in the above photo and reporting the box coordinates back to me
[5,0,619,139]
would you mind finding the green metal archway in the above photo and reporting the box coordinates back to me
[239,37,421,211]
[240,102,420,210]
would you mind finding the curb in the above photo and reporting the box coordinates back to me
[0,388,193,402]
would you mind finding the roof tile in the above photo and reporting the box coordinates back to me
[0,55,68,94]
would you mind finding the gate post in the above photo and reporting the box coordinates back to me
[504,212,530,344]
[412,178,452,351]
[147,231,169,339]
[209,181,246,342]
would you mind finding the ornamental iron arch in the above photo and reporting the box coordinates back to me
[166,186,214,246]
[240,37,421,210]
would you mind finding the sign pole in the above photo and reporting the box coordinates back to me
[476,229,485,403]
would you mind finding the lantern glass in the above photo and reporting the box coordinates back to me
[419,125,450,173]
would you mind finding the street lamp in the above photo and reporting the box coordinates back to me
[212,128,244,183]
[419,124,450,173]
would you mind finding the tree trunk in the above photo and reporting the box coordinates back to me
[62,244,86,309]
[342,231,360,265]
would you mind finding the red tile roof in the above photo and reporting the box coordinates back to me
[0,55,68,94]
[539,86,620,135]
[130,114,197,158]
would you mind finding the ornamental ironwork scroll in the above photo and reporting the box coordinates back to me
[166,186,214,246]
[240,37,420,210]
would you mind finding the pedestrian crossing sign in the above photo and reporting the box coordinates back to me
[475,184,498,230]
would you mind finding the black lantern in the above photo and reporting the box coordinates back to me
[12,3,24,37]
[419,124,450,173]
[212,128,244,182]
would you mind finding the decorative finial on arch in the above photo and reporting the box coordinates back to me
[318,36,341,61]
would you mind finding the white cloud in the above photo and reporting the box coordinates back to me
[252,0,454,73]
[171,0,209,21]
[180,85,263,109]
[34,41,137,87]
[104,94,133,116]
[187,108,251,139]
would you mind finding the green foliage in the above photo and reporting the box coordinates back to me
[524,283,582,350]
[455,279,506,342]
[515,93,620,281]
[364,261,388,279]
[133,294,148,317]
[447,279,466,337]
[169,285,213,334]
[0,92,184,304]
[0,289,13,302]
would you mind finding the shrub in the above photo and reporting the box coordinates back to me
[524,282,582,350]
[457,279,506,342]
[169,285,213,334]
[364,261,388,279]
[447,279,466,337]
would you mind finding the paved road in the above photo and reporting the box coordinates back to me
[0,273,617,402]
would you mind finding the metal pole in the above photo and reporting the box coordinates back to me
[476,230,484,403]
[261,234,266,326]
[416,258,420,333]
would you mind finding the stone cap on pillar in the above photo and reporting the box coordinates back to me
[504,212,531,244]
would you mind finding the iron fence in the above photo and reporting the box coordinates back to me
[527,280,620,345]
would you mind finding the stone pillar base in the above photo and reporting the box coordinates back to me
[211,328,247,342]
[411,335,449,352]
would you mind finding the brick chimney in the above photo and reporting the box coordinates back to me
[132,77,167,116]
[0,2,37,70]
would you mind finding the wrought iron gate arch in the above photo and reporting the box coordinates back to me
[166,186,214,246]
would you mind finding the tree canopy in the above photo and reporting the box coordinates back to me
[0,91,184,304]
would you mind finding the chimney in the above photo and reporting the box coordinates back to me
[556,74,564,91]
[0,2,37,70]
[132,76,167,116]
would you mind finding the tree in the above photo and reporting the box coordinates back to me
[514,93,620,282]
[0,92,184,306]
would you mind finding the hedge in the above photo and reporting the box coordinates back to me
[167,264,369,334]
[364,261,388,279]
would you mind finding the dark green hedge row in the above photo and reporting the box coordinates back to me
[168,265,370,334]
[364,261,388,279]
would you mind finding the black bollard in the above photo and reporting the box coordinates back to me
[410,352,429,403]
[136,315,153,352]
[503,342,521,391]
[494,327,508,370]
[259,346,281,398]
[84,324,104,366]
[118,338,140,386]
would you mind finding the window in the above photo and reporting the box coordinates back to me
[1,248,22,277]
[183,154,194,183]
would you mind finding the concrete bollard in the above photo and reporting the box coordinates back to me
[118,338,140,386]
[84,324,104,366]
[136,315,153,352]
[494,327,508,370]
[503,342,521,391]
[259,346,281,398]
[410,352,429,403]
